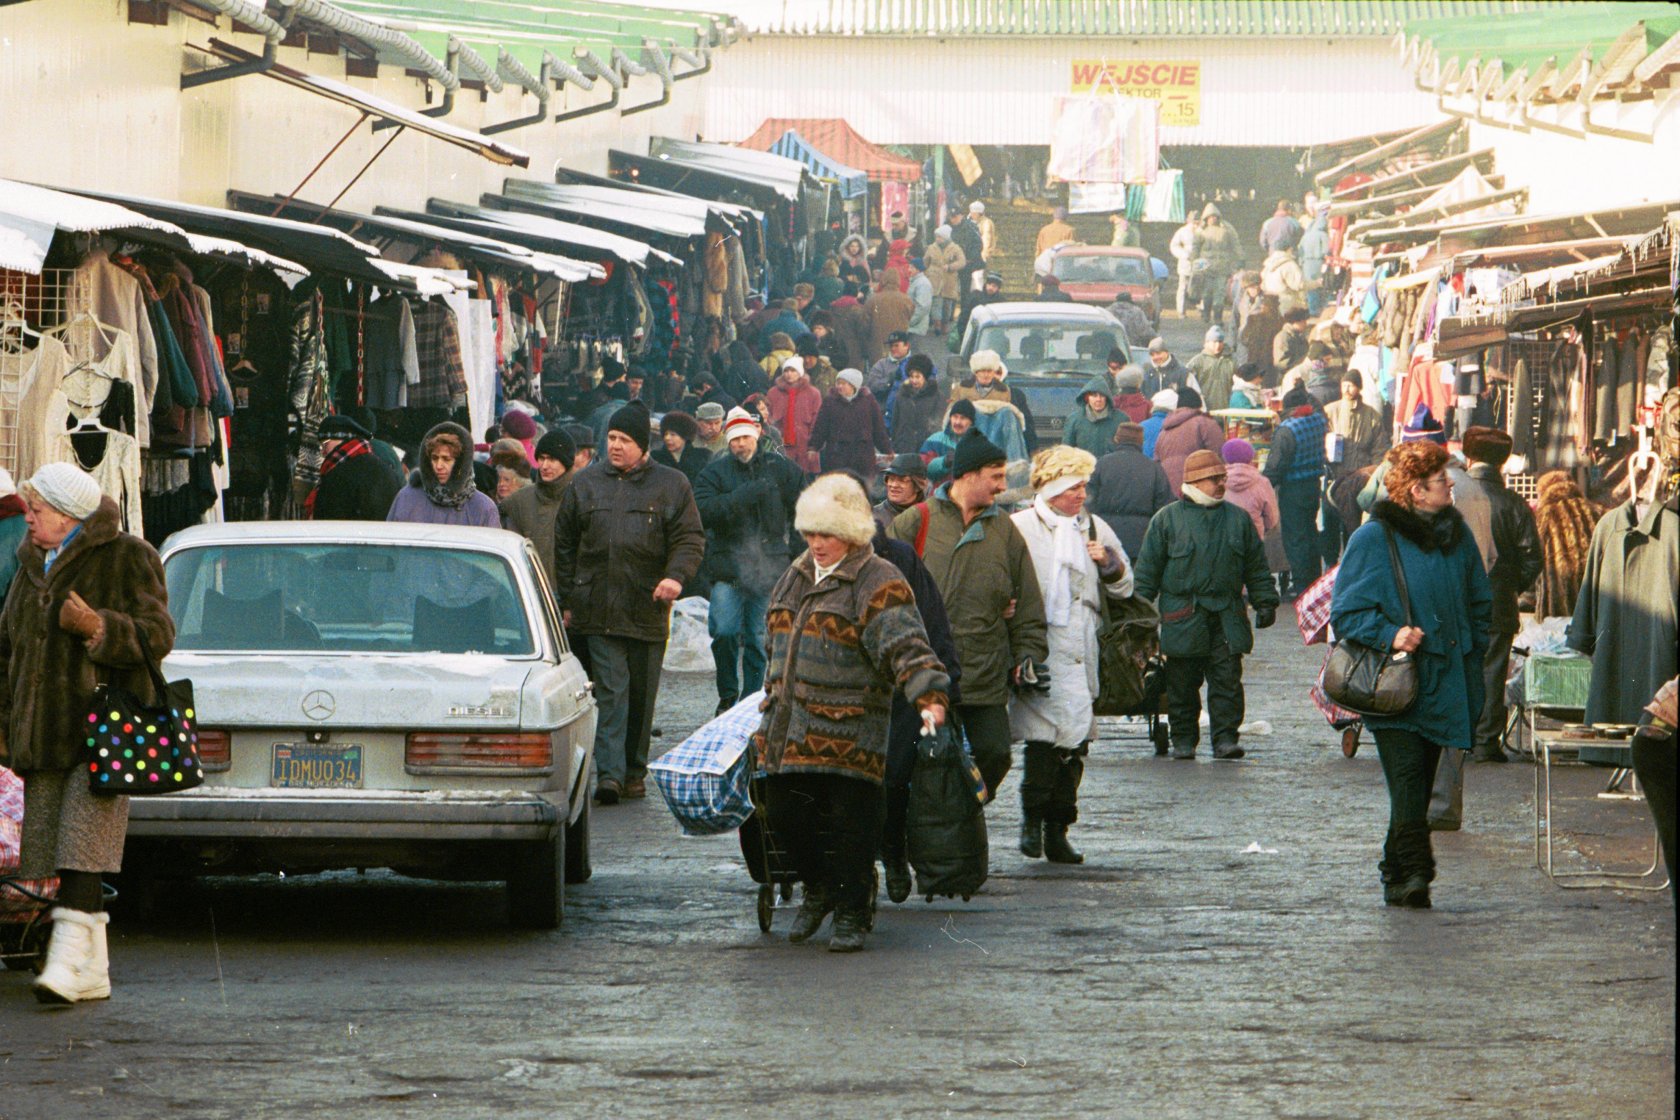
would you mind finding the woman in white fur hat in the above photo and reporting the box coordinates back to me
[751,473,950,952]
[1009,447,1134,864]
[1,462,174,1004]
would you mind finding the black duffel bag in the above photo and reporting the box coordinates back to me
[906,723,988,902]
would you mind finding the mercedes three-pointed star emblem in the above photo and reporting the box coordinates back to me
[301,690,336,721]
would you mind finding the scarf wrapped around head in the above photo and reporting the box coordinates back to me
[305,438,372,517]
[418,422,480,510]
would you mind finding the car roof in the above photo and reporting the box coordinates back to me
[160,521,532,562]
[1055,245,1151,259]
[970,302,1124,326]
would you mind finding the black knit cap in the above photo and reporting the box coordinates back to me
[950,429,1007,478]
[318,413,371,441]
[535,427,577,465]
[608,400,651,452]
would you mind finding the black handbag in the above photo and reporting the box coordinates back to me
[1321,527,1419,717]
[83,632,204,796]
[1089,520,1160,716]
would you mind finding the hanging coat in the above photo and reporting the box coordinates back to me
[1566,498,1680,724]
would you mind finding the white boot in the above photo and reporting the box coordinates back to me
[32,907,111,1005]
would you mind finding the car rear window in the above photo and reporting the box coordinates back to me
[974,324,1125,376]
[1054,255,1152,285]
[166,544,535,655]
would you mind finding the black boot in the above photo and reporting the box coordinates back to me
[787,888,832,943]
[1379,829,1404,906]
[1396,823,1435,909]
[1019,814,1044,859]
[828,907,869,952]
[883,852,912,904]
[1043,822,1084,864]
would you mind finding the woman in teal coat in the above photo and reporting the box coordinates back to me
[1331,440,1491,910]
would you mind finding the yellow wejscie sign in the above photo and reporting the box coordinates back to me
[1071,60,1201,126]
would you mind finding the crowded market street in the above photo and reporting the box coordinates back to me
[1,620,1674,1119]
[2,1,1678,1117]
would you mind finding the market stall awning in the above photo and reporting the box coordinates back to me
[738,118,922,183]
[0,179,195,274]
[1307,119,1462,186]
[404,201,681,267]
[58,188,438,290]
[643,139,809,201]
[765,131,869,200]
[194,39,531,168]
[224,191,603,283]
[484,188,704,242]
[501,179,713,238]
[551,166,763,227]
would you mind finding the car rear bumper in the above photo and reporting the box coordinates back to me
[126,790,561,842]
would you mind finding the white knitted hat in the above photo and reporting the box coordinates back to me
[27,462,102,520]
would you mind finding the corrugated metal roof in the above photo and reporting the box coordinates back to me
[746,0,1567,38]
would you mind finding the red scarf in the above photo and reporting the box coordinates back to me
[305,439,372,518]
[0,494,25,520]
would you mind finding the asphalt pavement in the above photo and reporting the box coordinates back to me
[2,600,1672,1120]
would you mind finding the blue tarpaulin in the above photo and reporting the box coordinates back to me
[769,129,868,200]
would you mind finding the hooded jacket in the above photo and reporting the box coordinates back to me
[386,422,501,527]
[1061,378,1125,457]
[1187,350,1237,412]
[1222,461,1280,546]
[809,387,891,478]
[552,455,706,642]
[0,498,174,772]
[1331,501,1492,749]
[1152,408,1226,497]
[692,445,806,593]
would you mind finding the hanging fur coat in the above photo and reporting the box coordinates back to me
[1532,471,1600,619]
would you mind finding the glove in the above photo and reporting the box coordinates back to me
[59,592,105,644]
[1010,658,1052,694]
[1254,607,1276,630]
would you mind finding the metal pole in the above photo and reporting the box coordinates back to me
[273,111,371,216]
[320,126,406,214]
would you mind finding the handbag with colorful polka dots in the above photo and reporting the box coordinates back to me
[82,632,204,796]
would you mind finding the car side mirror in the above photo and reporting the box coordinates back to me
[944,355,967,382]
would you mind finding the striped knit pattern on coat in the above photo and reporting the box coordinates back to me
[752,547,949,785]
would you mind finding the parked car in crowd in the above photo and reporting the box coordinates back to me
[1050,246,1160,326]
[125,522,597,929]
[950,302,1133,443]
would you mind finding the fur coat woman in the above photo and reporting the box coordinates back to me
[1533,470,1600,618]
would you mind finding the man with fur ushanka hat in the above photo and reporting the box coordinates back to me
[386,421,500,527]
[554,401,705,805]
[889,430,1049,803]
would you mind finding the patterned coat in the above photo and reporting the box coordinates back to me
[752,547,950,785]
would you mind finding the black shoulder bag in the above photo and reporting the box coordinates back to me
[84,631,204,795]
[1321,527,1419,717]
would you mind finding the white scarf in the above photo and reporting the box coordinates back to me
[1184,482,1223,507]
[813,556,843,584]
[1033,492,1088,628]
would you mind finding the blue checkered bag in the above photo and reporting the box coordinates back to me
[647,691,761,836]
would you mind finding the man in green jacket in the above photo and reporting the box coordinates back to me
[1133,449,1278,760]
[1063,377,1124,458]
[890,430,1049,798]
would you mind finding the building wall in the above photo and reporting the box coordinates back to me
[701,34,1441,147]
[0,0,710,212]
[1463,99,1680,214]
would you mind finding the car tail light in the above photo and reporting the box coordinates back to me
[196,729,231,771]
[405,732,552,772]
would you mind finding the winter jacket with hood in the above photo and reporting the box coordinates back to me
[888,486,1048,707]
[1133,494,1278,660]
[386,422,501,527]
[552,454,706,643]
[0,497,174,772]
[1332,501,1492,750]
[890,378,946,454]
[1087,443,1174,561]
[1152,408,1226,497]
[692,446,806,593]
[768,374,824,470]
[810,388,891,478]
[1187,350,1237,412]
[1062,379,1125,458]
[1223,461,1280,545]
[1009,501,1133,746]
[1261,249,1309,315]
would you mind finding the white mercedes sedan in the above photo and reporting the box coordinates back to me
[125,522,596,929]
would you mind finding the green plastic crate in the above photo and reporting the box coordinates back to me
[1526,651,1593,710]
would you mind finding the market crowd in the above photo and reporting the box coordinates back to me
[4,194,1674,980]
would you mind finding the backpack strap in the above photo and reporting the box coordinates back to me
[913,501,930,558]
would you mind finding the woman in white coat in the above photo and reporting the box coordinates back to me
[1009,447,1134,863]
